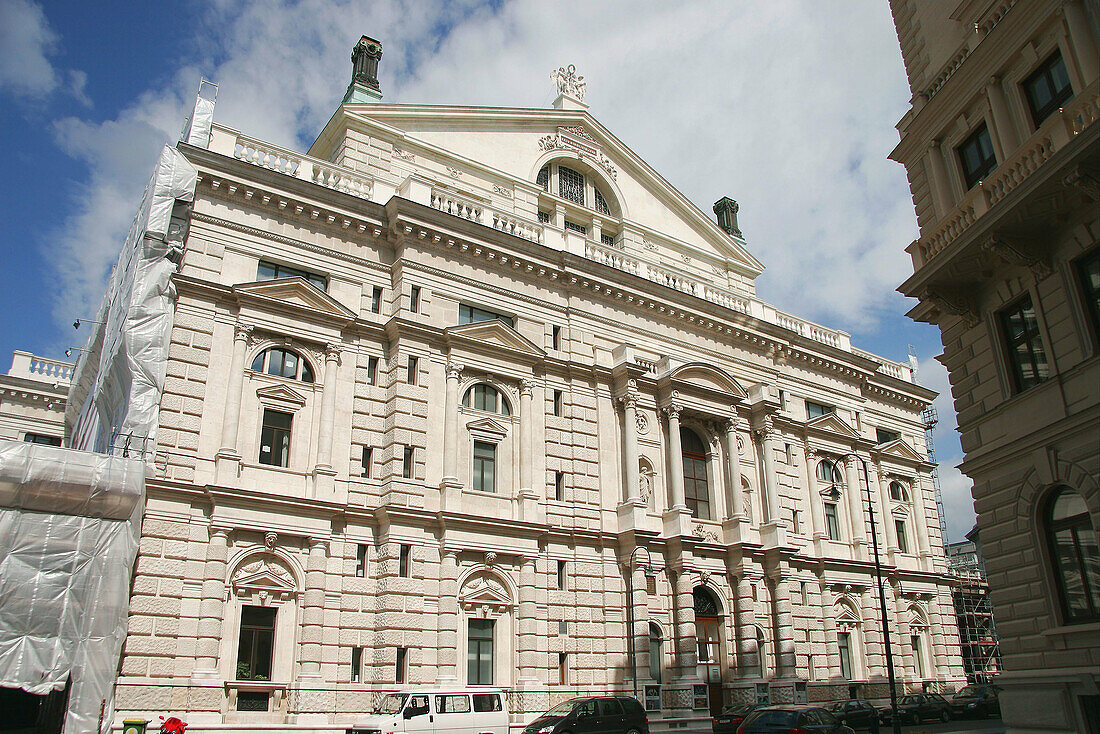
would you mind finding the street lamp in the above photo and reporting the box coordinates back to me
[624,545,652,700]
[830,452,901,734]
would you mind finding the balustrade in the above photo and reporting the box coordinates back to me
[492,212,542,243]
[233,135,301,175]
[310,161,372,198]
[430,189,483,223]
[8,351,74,384]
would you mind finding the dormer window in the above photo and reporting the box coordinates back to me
[251,347,314,383]
[536,161,618,218]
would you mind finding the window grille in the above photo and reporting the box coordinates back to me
[558,165,584,205]
[594,187,610,215]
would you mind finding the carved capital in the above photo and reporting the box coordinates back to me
[446,362,464,381]
[520,378,537,397]
[324,343,342,364]
[234,323,254,343]
[663,403,682,422]
[1064,166,1100,202]
[752,414,774,441]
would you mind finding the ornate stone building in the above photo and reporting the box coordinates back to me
[107,40,964,730]
[0,351,71,445]
[888,1,1100,732]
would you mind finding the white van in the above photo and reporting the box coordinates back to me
[346,688,509,734]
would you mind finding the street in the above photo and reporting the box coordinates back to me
[870,720,1006,734]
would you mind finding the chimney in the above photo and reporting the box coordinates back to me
[344,36,383,104]
[713,197,742,237]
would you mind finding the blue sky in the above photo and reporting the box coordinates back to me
[0,0,976,541]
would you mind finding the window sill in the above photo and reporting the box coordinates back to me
[225,680,288,691]
[1040,621,1100,639]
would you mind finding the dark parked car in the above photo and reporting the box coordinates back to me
[712,703,762,733]
[825,700,880,730]
[523,696,649,734]
[949,684,1002,718]
[738,705,855,734]
[879,693,951,725]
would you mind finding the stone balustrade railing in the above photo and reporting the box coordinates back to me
[8,350,74,385]
[492,212,543,243]
[914,81,1099,271]
[232,134,301,175]
[585,240,639,275]
[430,188,484,223]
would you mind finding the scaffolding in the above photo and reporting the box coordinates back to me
[947,554,1003,682]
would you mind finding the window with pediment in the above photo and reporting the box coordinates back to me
[251,347,314,383]
[682,428,711,520]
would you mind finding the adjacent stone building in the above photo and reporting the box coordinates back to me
[888,0,1100,731]
[107,41,965,729]
[0,351,71,445]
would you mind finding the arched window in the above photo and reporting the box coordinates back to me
[251,347,314,383]
[463,384,511,415]
[816,459,842,487]
[889,481,909,502]
[1045,486,1100,623]
[648,623,663,683]
[536,161,618,217]
[682,428,711,520]
[818,459,844,540]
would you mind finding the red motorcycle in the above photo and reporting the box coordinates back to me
[159,716,187,734]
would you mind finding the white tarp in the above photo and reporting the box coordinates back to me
[0,441,145,734]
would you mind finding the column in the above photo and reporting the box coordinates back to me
[215,324,252,481]
[193,527,229,677]
[986,77,1019,154]
[299,538,328,677]
[733,572,760,677]
[622,392,641,503]
[805,448,825,540]
[925,141,954,219]
[754,415,781,523]
[517,555,540,684]
[928,595,950,677]
[912,473,932,559]
[436,549,460,682]
[875,463,899,553]
[629,559,651,681]
[314,344,341,470]
[672,567,697,679]
[859,589,884,679]
[519,379,535,492]
[665,405,686,510]
[1063,1,1099,84]
[770,574,797,677]
[723,419,743,517]
[442,362,463,484]
[819,583,842,678]
[844,457,866,555]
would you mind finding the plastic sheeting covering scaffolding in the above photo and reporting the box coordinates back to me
[0,128,200,733]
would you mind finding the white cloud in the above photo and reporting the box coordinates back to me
[43,0,927,358]
[0,0,59,97]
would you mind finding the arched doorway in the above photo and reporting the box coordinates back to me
[694,586,724,716]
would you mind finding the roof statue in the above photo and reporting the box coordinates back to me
[551,64,586,100]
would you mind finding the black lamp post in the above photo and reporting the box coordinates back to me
[624,545,652,700]
[832,452,901,734]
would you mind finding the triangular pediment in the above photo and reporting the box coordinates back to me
[235,278,356,322]
[664,363,748,399]
[234,569,297,591]
[445,320,545,360]
[459,573,512,606]
[806,412,860,438]
[256,383,307,406]
[466,416,509,434]
[876,438,926,462]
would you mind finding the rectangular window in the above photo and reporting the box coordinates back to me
[558,652,568,685]
[406,356,418,385]
[366,355,379,385]
[537,210,551,224]
[911,635,925,678]
[1024,52,1073,127]
[403,446,414,478]
[876,428,900,444]
[395,647,407,683]
[558,165,585,205]
[472,441,496,493]
[355,544,367,577]
[409,285,420,313]
[257,260,327,291]
[351,646,363,682]
[895,519,909,554]
[467,619,494,685]
[552,325,562,350]
[824,502,841,541]
[683,453,711,521]
[371,286,383,314]
[361,446,373,478]
[999,294,1050,392]
[792,509,801,535]
[554,471,565,501]
[23,433,62,446]
[958,123,997,189]
[1077,248,1100,341]
[778,389,786,411]
[558,621,568,636]
[564,220,587,235]
[459,303,514,329]
[556,560,567,590]
[837,631,852,680]
[806,400,834,420]
[553,390,563,417]
[399,544,411,577]
[236,605,276,681]
[258,409,292,467]
[784,443,792,464]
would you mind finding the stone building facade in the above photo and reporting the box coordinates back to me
[0,351,71,445]
[888,1,1100,732]
[110,44,964,730]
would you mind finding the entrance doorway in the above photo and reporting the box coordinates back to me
[694,586,724,716]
